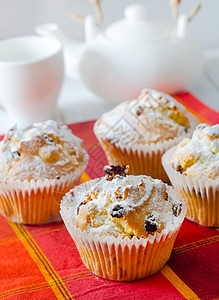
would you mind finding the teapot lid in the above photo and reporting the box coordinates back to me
[104,4,173,43]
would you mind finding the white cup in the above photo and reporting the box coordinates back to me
[0,35,64,124]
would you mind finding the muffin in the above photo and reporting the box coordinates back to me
[94,89,198,182]
[60,165,186,281]
[0,120,89,224]
[162,123,219,227]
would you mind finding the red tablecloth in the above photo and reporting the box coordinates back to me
[0,93,218,300]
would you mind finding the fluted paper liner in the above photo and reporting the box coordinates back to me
[162,146,219,227]
[60,178,186,281]
[0,151,89,225]
[94,112,199,183]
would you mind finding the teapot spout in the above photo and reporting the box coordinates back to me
[35,23,75,45]
[35,23,84,80]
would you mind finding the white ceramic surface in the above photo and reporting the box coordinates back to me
[0,49,218,135]
[0,35,64,124]
[35,4,204,103]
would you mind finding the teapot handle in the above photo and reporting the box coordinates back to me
[177,14,188,39]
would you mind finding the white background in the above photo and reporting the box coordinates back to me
[0,0,218,132]
[0,0,218,50]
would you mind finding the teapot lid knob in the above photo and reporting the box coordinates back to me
[124,4,147,21]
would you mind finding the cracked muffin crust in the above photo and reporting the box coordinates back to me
[0,120,89,224]
[162,124,219,227]
[94,89,198,181]
[171,123,219,180]
[75,165,183,239]
[94,89,191,146]
[0,120,87,181]
[60,165,186,281]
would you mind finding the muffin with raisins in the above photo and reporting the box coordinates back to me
[0,120,88,224]
[94,89,198,182]
[60,165,185,281]
[162,123,219,227]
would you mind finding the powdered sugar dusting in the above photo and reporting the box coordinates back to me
[139,89,186,113]
[0,120,87,180]
[75,175,181,238]
[94,89,191,145]
[6,120,81,144]
[172,123,219,179]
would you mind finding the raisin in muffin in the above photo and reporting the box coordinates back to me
[94,89,198,182]
[0,120,89,224]
[162,123,219,227]
[60,165,185,281]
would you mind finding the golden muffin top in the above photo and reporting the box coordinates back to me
[94,89,192,145]
[75,165,183,239]
[0,120,87,181]
[172,123,219,180]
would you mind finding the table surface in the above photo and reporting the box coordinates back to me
[0,49,218,134]
[0,93,218,299]
[0,102,219,299]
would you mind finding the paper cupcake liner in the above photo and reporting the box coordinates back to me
[94,112,199,183]
[0,151,89,225]
[162,147,219,227]
[60,178,186,281]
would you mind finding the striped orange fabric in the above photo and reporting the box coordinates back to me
[0,92,218,299]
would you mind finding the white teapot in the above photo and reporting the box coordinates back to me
[36,4,204,102]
